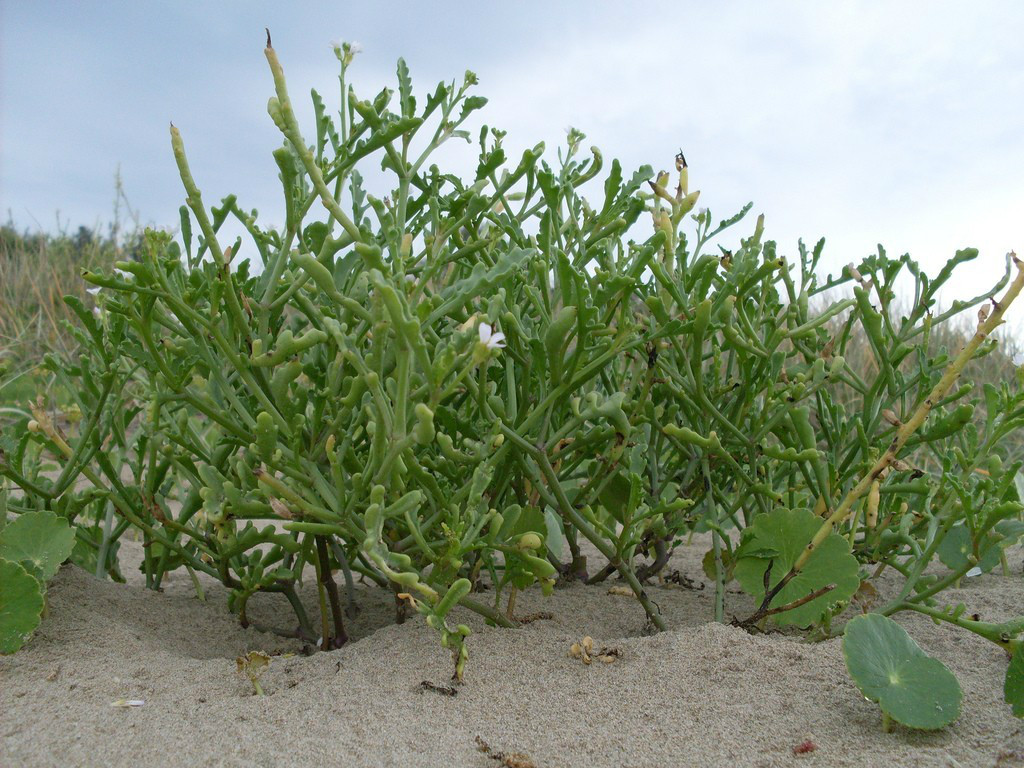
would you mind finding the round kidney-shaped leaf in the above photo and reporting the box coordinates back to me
[0,558,45,654]
[937,524,1002,574]
[734,507,860,627]
[0,510,76,582]
[1006,644,1024,718]
[843,613,962,730]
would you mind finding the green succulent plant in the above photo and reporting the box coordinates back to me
[1,32,1022,727]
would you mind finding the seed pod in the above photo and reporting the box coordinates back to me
[677,189,700,217]
[866,479,880,529]
[266,96,288,132]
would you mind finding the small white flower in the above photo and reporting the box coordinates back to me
[86,286,101,295]
[114,267,131,279]
[478,322,505,351]
[1013,350,1024,366]
[92,307,103,318]
[350,41,363,54]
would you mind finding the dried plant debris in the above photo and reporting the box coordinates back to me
[606,586,636,598]
[851,580,879,613]
[569,636,622,665]
[661,569,705,590]
[475,736,537,768]
[418,680,458,697]
[236,651,271,696]
[513,611,554,624]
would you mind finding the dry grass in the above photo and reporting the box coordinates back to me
[0,220,140,411]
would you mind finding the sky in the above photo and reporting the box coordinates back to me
[2,2,1022,323]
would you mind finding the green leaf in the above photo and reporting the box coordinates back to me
[701,546,735,582]
[734,507,860,627]
[937,524,1002,574]
[1006,644,1024,718]
[509,505,545,541]
[843,614,962,730]
[543,508,564,559]
[597,472,631,523]
[459,95,487,122]
[396,58,415,119]
[69,529,123,581]
[0,510,76,582]
[0,558,45,654]
[428,246,534,323]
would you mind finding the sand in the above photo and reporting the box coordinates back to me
[2,538,1022,768]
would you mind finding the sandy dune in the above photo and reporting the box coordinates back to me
[3,538,1022,768]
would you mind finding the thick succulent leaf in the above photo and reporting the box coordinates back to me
[1007,644,1024,718]
[734,507,860,627]
[843,613,962,730]
[0,510,76,582]
[0,558,45,654]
